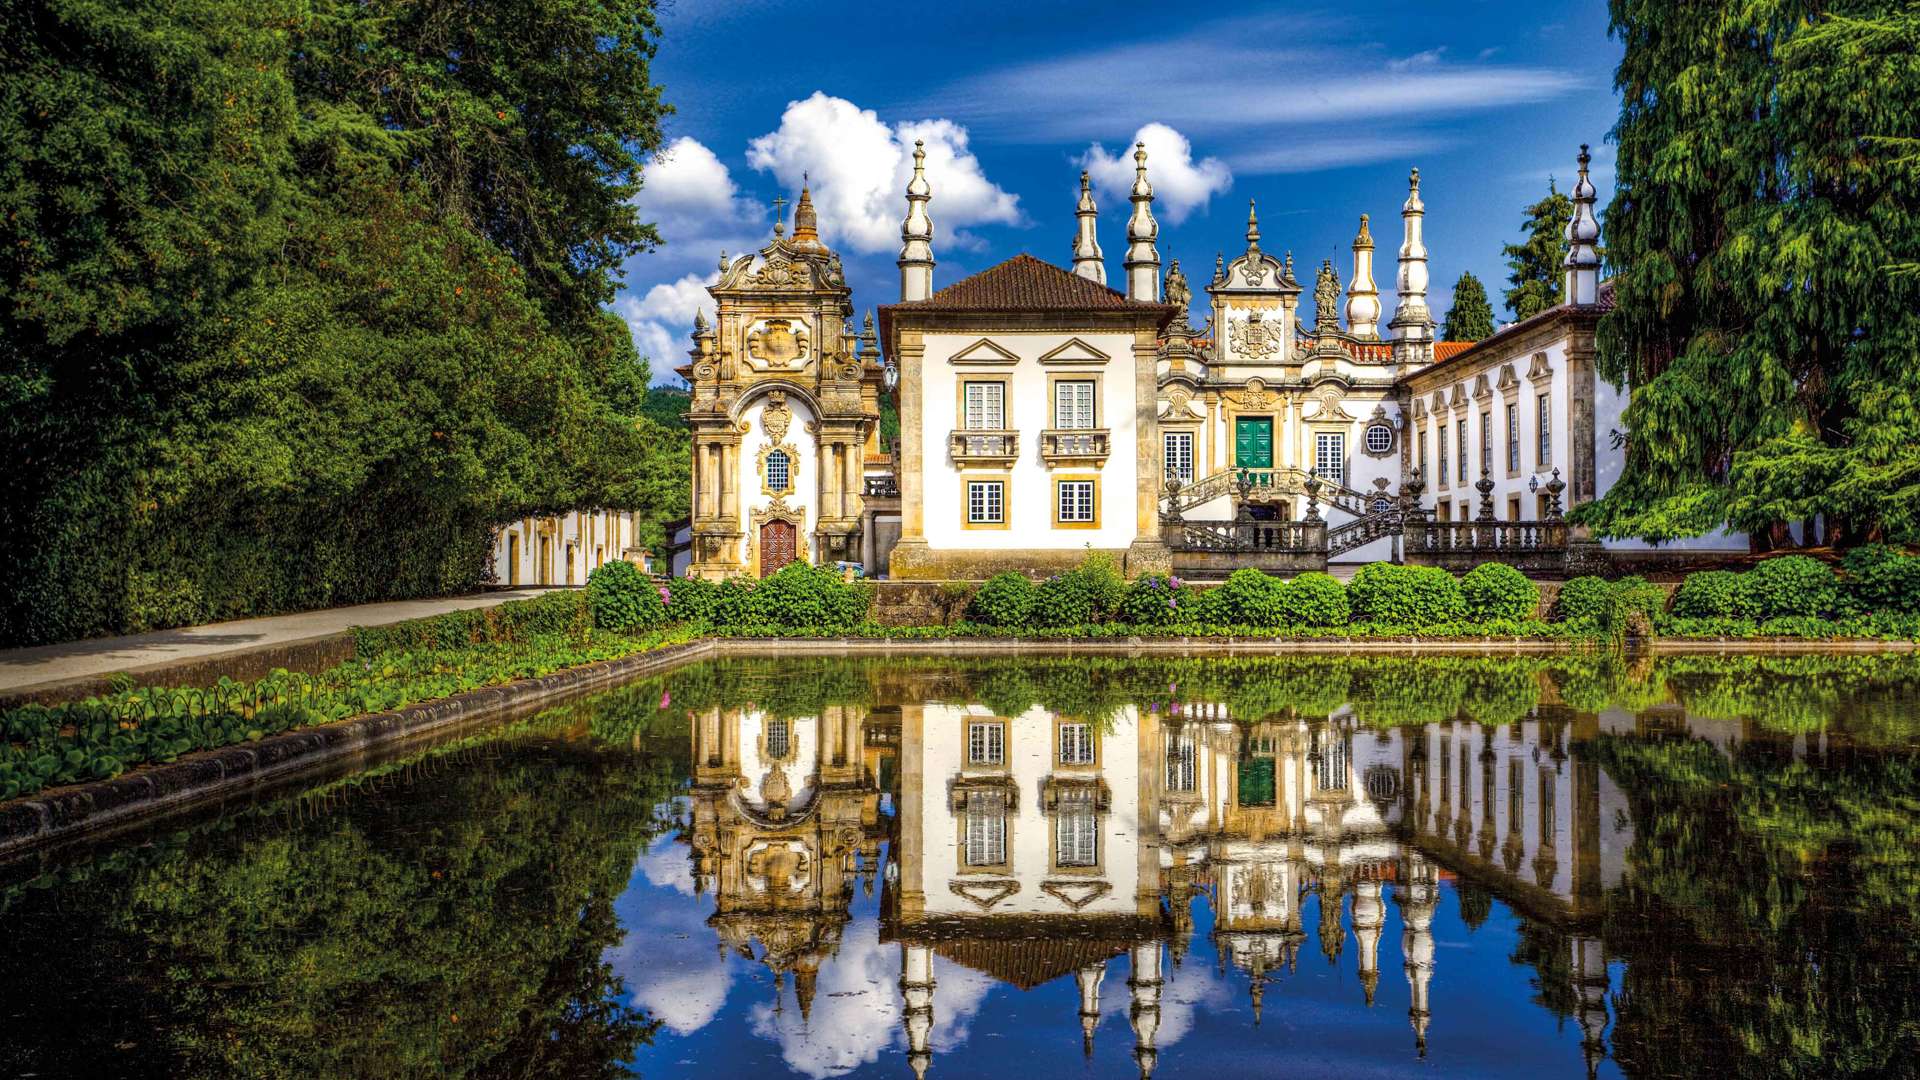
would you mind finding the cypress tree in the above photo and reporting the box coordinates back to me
[1502,180,1573,321]
[1579,1,1920,545]
[1442,272,1496,342]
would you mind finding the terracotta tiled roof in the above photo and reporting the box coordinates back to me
[932,935,1135,991]
[1394,278,1615,385]
[1434,340,1475,360]
[895,254,1175,315]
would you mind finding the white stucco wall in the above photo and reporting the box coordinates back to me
[491,510,635,587]
[920,330,1142,552]
[736,392,820,568]
[918,702,1142,917]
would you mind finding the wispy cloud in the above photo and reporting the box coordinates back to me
[1229,132,1450,175]
[914,15,1585,144]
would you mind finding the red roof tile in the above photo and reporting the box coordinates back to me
[892,254,1175,316]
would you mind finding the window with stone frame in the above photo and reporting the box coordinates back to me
[1054,380,1096,429]
[764,448,791,493]
[963,381,1004,430]
[1057,480,1095,524]
[1167,735,1196,792]
[1059,722,1094,765]
[967,480,1004,525]
[1456,418,1469,483]
[1055,791,1098,868]
[963,790,1006,866]
[967,721,1004,766]
[1480,411,1493,475]
[1315,432,1346,485]
[1163,431,1194,483]
[1506,401,1520,472]
[1536,393,1552,466]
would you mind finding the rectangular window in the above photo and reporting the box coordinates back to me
[1060,722,1094,765]
[1167,736,1196,792]
[1054,380,1096,429]
[1456,418,1469,483]
[1314,432,1346,486]
[764,449,790,492]
[1480,411,1493,476]
[1418,428,1428,480]
[1437,425,1449,487]
[1056,795,1098,868]
[967,722,1004,766]
[964,791,1006,867]
[967,480,1004,525]
[1057,480,1095,524]
[1506,402,1520,472]
[963,381,1004,430]
[1537,393,1552,465]
[1163,431,1194,483]
[766,718,790,760]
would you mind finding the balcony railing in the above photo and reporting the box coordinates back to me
[1039,428,1111,466]
[948,428,1019,467]
[1166,518,1327,554]
[1405,519,1569,554]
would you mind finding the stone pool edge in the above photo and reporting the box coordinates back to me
[2,632,1912,859]
[0,638,719,860]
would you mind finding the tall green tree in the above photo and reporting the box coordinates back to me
[0,0,683,645]
[1502,180,1573,321]
[1442,271,1497,342]
[1578,1,1920,545]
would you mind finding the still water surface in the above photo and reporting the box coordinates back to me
[4,654,1920,1079]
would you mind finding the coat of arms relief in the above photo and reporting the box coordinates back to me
[1228,309,1284,359]
[745,318,811,370]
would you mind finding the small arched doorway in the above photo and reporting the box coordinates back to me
[759,519,797,577]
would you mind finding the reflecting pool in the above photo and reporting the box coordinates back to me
[5,653,1920,1078]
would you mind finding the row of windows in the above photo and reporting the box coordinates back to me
[965,479,1097,525]
[964,720,1096,767]
[1159,429,1377,487]
[962,379,1098,430]
[961,797,1098,868]
[1418,392,1554,486]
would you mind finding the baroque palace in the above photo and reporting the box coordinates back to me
[673,668,1662,1078]
[675,142,1742,580]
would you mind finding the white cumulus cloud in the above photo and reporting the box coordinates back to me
[1082,123,1232,227]
[615,271,716,369]
[637,135,765,247]
[746,92,1023,253]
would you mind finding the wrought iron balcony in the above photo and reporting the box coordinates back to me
[949,428,1019,467]
[1039,428,1111,466]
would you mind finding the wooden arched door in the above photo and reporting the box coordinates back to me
[759,519,797,577]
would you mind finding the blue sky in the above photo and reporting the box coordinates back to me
[619,0,1623,383]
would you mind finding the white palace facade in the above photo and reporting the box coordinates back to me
[675,141,1744,581]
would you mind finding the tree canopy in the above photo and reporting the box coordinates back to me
[0,0,686,645]
[1442,271,1497,342]
[1502,181,1572,321]
[1577,0,1920,545]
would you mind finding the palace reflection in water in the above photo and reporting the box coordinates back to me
[680,676,1642,1078]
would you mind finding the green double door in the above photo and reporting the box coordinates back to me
[1234,416,1273,470]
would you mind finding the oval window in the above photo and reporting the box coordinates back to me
[1364,423,1394,454]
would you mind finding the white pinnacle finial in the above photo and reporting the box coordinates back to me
[898,138,934,301]
[1563,144,1601,305]
[1347,213,1380,338]
[1072,169,1106,284]
[1246,199,1261,250]
[1125,142,1160,302]
[1388,166,1433,361]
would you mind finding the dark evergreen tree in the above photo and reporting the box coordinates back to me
[1502,180,1573,321]
[0,0,685,644]
[1442,271,1497,342]
[1578,1,1920,545]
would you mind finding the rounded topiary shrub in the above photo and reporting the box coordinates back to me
[1459,563,1539,623]
[1841,545,1920,614]
[1347,563,1465,628]
[1120,574,1188,627]
[1739,555,1838,619]
[748,562,872,630]
[1216,568,1287,627]
[1178,585,1228,627]
[1671,570,1744,618]
[1553,576,1613,622]
[1607,576,1669,635]
[587,560,666,633]
[1279,572,1350,627]
[969,572,1038,627]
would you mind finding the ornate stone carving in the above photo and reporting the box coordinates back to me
[1304,384,1355,421]
[761,391,792,442]
[1165,259,1192,313]
[1228,309,1284,358]
[1226,378,1280,411]
[746,318,811,369]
